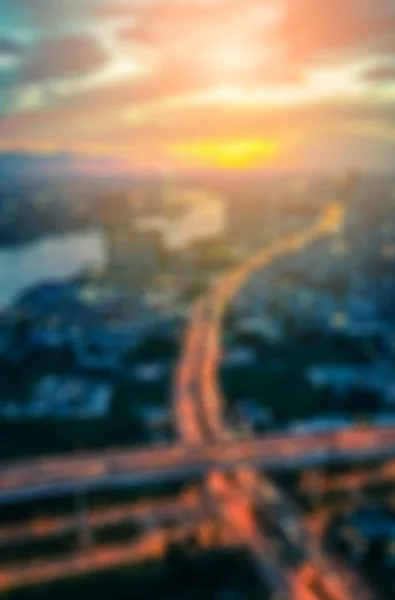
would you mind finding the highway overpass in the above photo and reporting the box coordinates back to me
[1,426,395,504]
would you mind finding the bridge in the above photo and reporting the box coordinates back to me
[1,427,395,503]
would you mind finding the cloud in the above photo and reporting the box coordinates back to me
[2,0,98,28]
[117,22,155,46]
[110,0,395,80]
[3,88,394,145]
[0,37,24,56]
[17,34,108,84]
[277,0,395,68]
[362,63,395,82]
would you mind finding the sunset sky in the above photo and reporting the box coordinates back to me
[0,0,394,172]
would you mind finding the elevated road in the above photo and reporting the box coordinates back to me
[0,490,201,546]
[1,427,395,503]
[300,459,395,497]
[0,520,227,593]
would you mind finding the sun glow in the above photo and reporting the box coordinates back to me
[204,38,258,79]
[169,138,280,168]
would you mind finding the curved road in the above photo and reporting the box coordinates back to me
[174,202,378,599]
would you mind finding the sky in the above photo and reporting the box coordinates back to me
[0,0,394,172]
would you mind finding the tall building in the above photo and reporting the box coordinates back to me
[341,168,359,201]
[161,166,175,213]
[98,195,161,284]
[98,195,133,272]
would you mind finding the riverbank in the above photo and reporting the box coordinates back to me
[0,229,104,308]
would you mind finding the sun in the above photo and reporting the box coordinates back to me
[169,138,280,169]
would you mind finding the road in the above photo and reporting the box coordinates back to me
[300,460,395,497]
[0,519,228,593]
[174,201,378,599]
[1,427,395,503]
[0,489,201,546]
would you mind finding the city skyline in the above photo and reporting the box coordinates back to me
[0,0,394,173]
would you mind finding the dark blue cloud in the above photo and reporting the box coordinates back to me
[17,34,107,83]
[0,37,24,55]
[0,0,99,28]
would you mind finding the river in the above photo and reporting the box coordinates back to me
[0,230,105,308]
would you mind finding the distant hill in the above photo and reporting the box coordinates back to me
[0,152,133,180]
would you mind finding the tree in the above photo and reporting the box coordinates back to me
[135,333,178,361]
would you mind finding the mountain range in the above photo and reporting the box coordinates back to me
[0,152,133,180]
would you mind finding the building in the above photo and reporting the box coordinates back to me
[73,323,143,373]
[98,195,133,270]
[0,374,113,420]
[339,504,395,565]
[98,195,161,283]
[306,363,395,404]
[288,414,352,435]
[138,186,227,252]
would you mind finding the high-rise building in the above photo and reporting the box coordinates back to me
[160,166,188,220]
[98,195,161,283]
[98,195,133,272]
[161,166,175,213]
[341,168,359,201]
